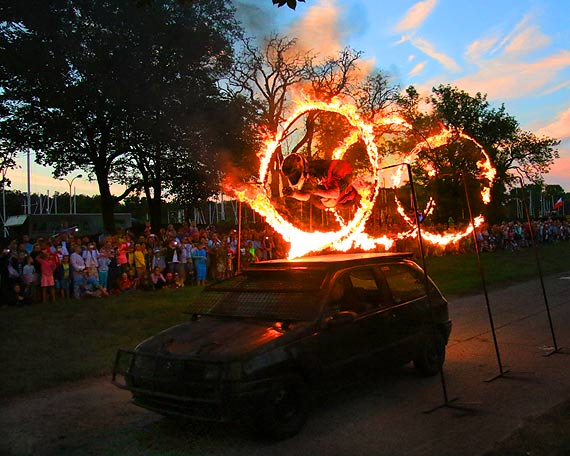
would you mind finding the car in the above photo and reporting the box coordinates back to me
[112,252,451,439]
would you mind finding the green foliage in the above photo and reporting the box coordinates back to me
[273,0,306,9]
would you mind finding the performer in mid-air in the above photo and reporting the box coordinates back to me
[281,153,360,209]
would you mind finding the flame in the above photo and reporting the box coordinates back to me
[228,98,496,258]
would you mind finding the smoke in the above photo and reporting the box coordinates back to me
[286,0,375,82]
[234,1,277,42]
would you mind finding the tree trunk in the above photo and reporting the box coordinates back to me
[149,197,162,233]
[147,183,162,233]
[97,180,117,234]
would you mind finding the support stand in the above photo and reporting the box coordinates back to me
[404,163,478,414]
[461,172,510,383]
[515,172,566,357]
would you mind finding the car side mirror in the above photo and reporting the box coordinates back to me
[324,311,358,328]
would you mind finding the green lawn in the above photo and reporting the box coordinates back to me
[423,241,570,295]
[0,286,204,398]
[1,241,570,399]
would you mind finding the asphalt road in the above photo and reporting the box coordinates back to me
[2,271,570,456]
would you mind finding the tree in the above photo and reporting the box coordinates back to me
[229,34,312,195]
[395,85,560,223]
[0,0,241,233]
[272,0,306,9]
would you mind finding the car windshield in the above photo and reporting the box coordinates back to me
[187,268,327,321]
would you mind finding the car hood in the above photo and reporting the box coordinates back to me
[136,316,313,361]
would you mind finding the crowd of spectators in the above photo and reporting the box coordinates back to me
[0,221,288,307]
[1,217,568,307]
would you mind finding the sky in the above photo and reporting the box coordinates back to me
[6,0,570,197]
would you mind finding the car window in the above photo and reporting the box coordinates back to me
[330,268,387,314]
[380,263,426,303]
[188,269,326,321]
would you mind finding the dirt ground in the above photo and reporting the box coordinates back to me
[0,376,157,456]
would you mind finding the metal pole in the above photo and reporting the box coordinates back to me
[237,200,242,274]
[1,171,8,238]
[461,171,507,381]
[405,164,452,406]
[27,149,31,215]
[515,172,562,356]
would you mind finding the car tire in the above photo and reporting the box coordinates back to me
[255,374,310,440]
[413,330,446,376]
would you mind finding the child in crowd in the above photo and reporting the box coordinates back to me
[36,251,56,302]
[117,272,136,293]
[97,252,111,291]
[150,267,166,290]
[22,255,38,300]
[54,254,71,299]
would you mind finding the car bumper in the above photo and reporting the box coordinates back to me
[112,349,270,422]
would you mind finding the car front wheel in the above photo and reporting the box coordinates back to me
[414,330,446,376]
[255,374,310,440]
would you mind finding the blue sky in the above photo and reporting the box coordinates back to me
[7,0,570,196]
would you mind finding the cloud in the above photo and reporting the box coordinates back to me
[545,142,570,191]
[408,61,427,77]
[543,80,570,96]
[411,37,461,72]
[490,12,533,55]
[454,49,570,100]
[408,54,415,62]
[394,0,438,33]
[504,25,551,54]
[536,108,570,140]
[465,36,499,63]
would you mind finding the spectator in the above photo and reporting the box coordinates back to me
[117,272,136,293]
[70,245,86,299]
[6,282,33,306]
[54,254,71,299]
[22,254,38,301]
[83,243,99,278]
[97,252,111,292]
[80,272,109,298]
[150,267,167,290]
[36,251,56,302]
[133,243,147,282]
[192,242,208,286]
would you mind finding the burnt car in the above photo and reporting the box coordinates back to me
[112,252,451,439]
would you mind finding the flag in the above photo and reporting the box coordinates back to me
[554,197,563,210]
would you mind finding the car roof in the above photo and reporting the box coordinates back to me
[245,252,414,271]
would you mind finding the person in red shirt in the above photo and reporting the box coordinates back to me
[281,153,360,209]
[117,272,137,293]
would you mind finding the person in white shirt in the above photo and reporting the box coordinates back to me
[70,245,86,299]
[82,243,99,278]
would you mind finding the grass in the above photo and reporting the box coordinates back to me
[422,241,570,296]
[0,286,204,398]
[2,242,570,398]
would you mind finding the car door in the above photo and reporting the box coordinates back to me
[318,266,392,377]
[375,262,430,358]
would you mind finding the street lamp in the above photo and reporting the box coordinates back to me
[62,174,83,214]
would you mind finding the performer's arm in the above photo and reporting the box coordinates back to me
[286,189,311,201]
[312,186,340,200]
